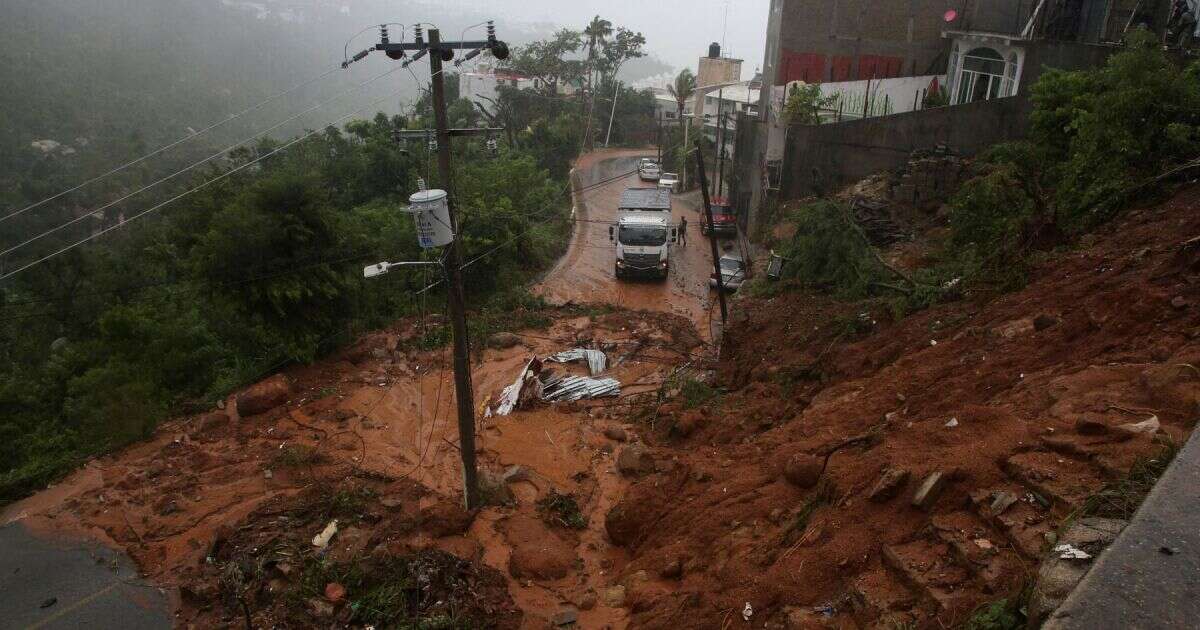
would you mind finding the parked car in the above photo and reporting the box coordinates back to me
[709,254,745,291]
[658,172,679,193]
[638,158,661,181]
[701,196,738,237]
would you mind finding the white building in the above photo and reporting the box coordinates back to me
[698,80,761,158]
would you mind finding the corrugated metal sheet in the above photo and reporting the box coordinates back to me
[541,375,621,402]
[546,348,607,376]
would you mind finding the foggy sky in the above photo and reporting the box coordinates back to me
[436,0,771,79]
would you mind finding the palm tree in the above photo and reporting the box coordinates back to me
[667,68,696,122]
[583,16,613,91]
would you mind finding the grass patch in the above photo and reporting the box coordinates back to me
[678,378,720,409]
[964,584,1032,630]
[273,444,323,468]
[1078,440,1179,520]
[536,490,587,530]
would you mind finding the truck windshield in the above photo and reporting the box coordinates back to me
[619,225,667,246]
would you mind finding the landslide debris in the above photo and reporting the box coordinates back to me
[177,480,521,629]
[607,185,1200,629]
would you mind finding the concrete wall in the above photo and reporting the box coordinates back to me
[766,0,1036,87]
[1019,39,1116,93]
[780,96,1029,198]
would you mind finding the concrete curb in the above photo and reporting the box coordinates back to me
[1043,428,1200,629]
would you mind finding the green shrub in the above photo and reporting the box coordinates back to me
[779,200,888,298]
[1030,31,1200,229]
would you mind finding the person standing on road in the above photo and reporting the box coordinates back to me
[678,216,688,247]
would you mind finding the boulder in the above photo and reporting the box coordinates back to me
[603,426,629,442]
[605,502,643,548]
[616,445,655,477]
[236,374,292,416]
[783,453,824,488]
[489,332,523,349]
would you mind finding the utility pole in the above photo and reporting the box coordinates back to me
[428,27,480,510]
[695,140,728,324]
[656,112,663,164]
[353,22,510,510]
[715,88,729,198]
[604,79,621,147]
[715,106,724,196]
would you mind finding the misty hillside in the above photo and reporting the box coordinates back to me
[0,0,670,203]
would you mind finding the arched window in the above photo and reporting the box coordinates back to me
[955,47,1007,104]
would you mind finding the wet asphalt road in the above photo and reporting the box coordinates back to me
[0,522,170,630]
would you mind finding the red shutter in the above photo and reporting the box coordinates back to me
[831,56,853,82]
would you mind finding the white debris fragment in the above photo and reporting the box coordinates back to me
[742,602,753,621]
[312,519,339,549]
[1118,415,1160,436]
[945,418,959,428]
[1055,544,1092,560]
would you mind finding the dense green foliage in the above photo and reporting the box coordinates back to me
[776,34,1200,309]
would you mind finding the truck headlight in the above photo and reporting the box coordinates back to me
[616,260,625,267]
[659,261,668,268]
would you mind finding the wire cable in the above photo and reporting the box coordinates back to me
[3,65,406,259]
[1,88,406,282]
[0,66,346,225]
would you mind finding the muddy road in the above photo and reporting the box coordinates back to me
[536,149,726,340]
[1,149,719,630]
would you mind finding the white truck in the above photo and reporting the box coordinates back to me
[609,187,677,280]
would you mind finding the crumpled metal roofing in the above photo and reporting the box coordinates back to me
[541,374,620,402]
[545,348,607,376]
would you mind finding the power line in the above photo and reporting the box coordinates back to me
[2,65,407,259]
[1,87,407,283]
[0,65,347,225]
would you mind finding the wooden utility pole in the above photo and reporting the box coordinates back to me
[352,23,509,509]
[716,93,729,198]
[695,140,728,324]
[427,28,481,509]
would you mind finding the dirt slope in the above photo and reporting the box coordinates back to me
[605,187,1200,628]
